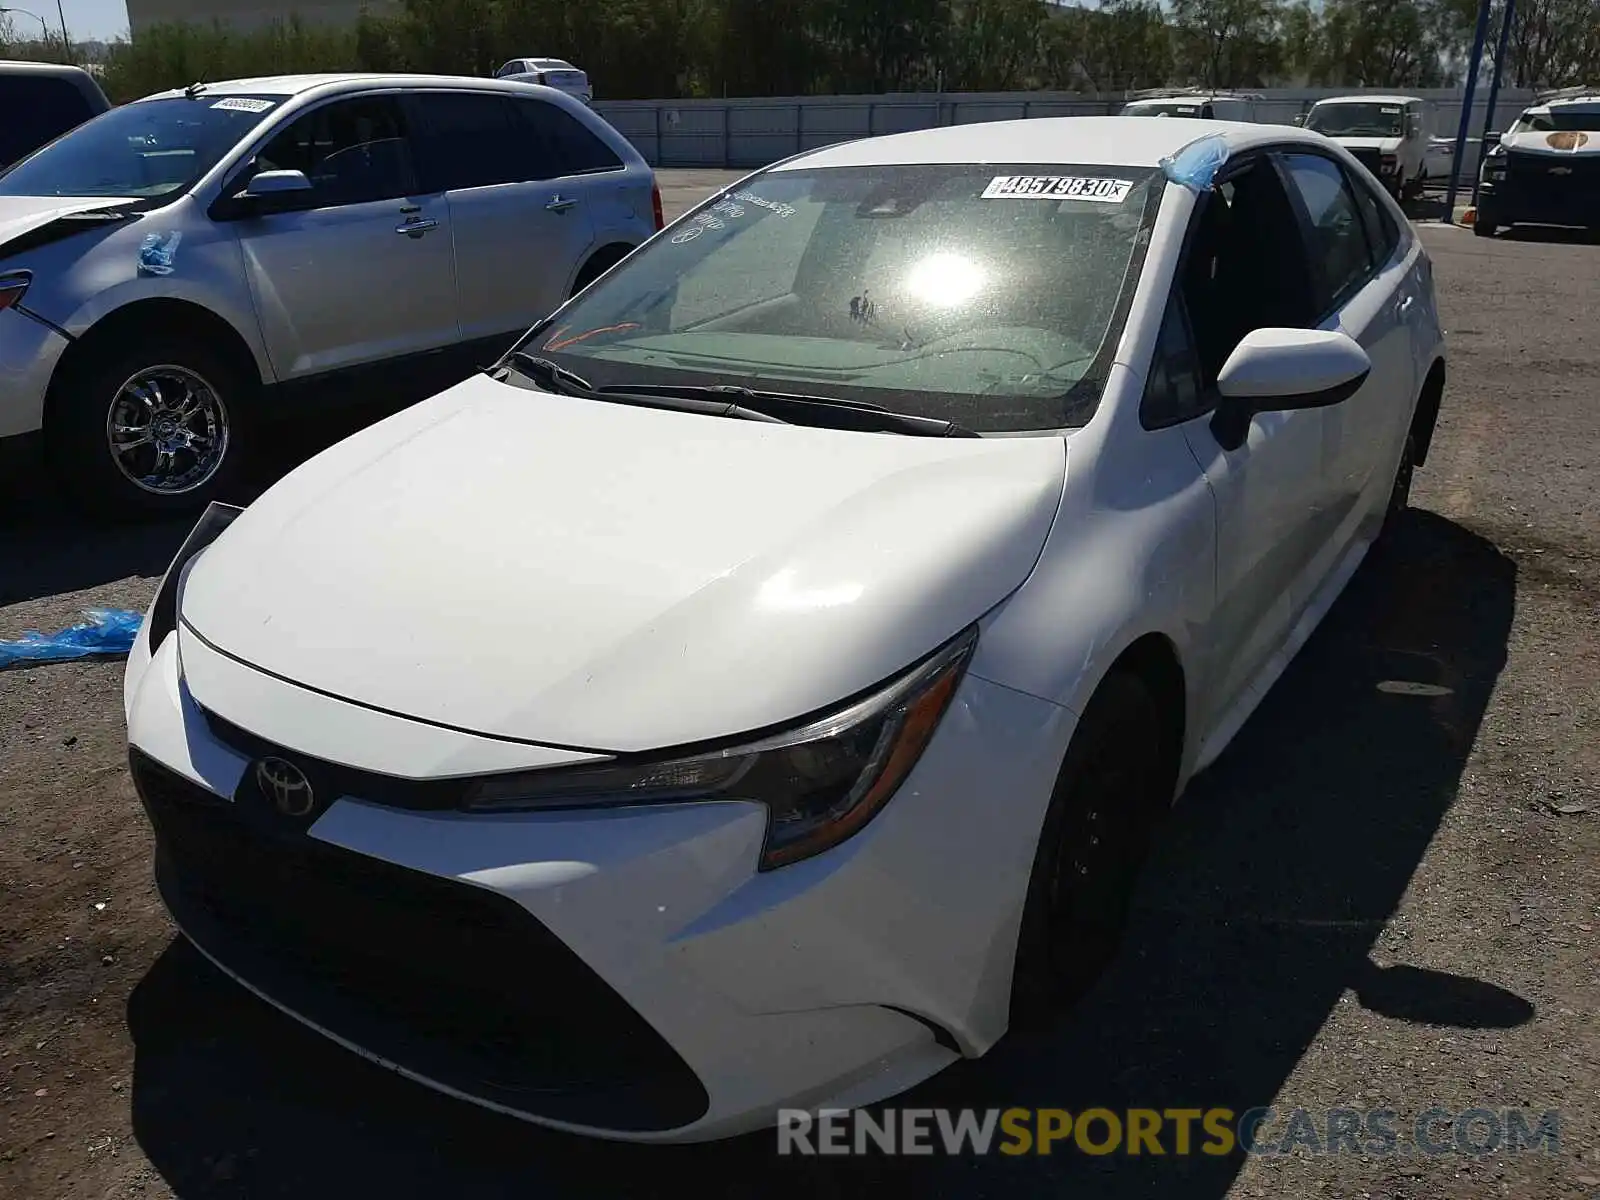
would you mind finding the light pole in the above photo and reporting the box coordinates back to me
[1,5,51,44]
[53,0,69,64]
[1444,0,1494,221]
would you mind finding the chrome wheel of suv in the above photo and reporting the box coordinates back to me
[106,364,231,495]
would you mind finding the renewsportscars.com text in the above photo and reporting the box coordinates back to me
[776,1106,1562,1157]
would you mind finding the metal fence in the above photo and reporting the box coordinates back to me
[593,87,1542,169]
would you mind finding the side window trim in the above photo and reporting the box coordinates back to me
[1139,289,1210,431]
[1269,148,1378,325]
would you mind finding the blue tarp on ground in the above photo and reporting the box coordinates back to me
[0,609,143,668]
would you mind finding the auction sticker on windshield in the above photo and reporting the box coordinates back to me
[210,97,275,113]
[982,176,1134,202]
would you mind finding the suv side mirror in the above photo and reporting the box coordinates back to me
[1293,113,1306,126]
[1484,131,1502,147]
[242,168,312,197]
[1210,328,1371,449]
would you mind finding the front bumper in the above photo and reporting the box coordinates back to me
[1478,173,1600,228]
[124,624,1076,1142]
[0,306,69,441]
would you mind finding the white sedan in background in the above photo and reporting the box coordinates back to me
[124,116,1446,1142]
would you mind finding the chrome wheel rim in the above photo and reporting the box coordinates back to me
[105,364,230,496]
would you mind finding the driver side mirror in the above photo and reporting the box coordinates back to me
[1484,131,1502,147]
[1292,113,1306,126]
[1210,328,1371,450]
[240,168,312,197]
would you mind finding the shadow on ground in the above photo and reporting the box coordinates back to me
[0,396,415,607]
[124,508,1522,1199]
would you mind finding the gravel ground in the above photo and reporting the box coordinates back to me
[1,175,1596,1199]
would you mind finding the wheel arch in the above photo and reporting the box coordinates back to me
[1411,357,1446,467]
[570,241,638,297]
[1092,631,1188,806]
[44,298,263,431]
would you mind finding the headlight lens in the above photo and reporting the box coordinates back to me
[464,625,978,870]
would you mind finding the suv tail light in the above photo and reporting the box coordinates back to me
[651,181,664,231]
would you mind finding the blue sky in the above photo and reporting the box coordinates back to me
[5,0,128,40]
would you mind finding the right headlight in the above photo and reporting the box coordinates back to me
[465,625,978,870]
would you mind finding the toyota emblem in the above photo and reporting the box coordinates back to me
[255,757,315,817]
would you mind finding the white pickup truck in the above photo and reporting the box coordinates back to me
[1300,94,1431,199]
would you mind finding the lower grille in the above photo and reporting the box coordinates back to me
[131,749,709,1132]
[1349,148,1384,177]
[1497,152,1600,223]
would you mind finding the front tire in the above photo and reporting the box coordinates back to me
[46,334,250,520]
[1010,671,1174,1030]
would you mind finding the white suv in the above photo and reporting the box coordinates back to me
[0,73,657,515]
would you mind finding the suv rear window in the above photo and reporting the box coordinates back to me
[0,75,97,168]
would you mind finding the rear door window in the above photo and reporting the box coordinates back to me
[408,91,529,191]
[513,99,622,177]
[0,75,97,166]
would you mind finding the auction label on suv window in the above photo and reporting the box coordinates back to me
[983,175,1134,202]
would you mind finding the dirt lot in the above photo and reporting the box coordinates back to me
[1,175,1597,1199]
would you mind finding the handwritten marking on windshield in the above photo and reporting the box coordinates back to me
[729,190,796,217]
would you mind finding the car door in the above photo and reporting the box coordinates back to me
[405,90,602,347]
[1277,151,1417,554]
[223,92,458,381]
[1173,154,1336,736]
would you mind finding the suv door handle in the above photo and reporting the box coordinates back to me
[546,195,578,213]
[396,218,438,236]
[1395,294,1415,318]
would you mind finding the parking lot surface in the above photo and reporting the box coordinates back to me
[1,173,1597,1199]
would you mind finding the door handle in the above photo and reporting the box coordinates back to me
[545,195,578,213]
[396,218,438,236]
[1396,295,1415,318]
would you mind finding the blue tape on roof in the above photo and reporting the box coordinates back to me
[1160,134,1229,192]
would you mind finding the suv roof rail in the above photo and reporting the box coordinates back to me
[1124,87,1264,101]
[1533,84,1600,103]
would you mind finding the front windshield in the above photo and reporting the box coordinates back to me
[0,93,286,199]
[1307,102,1405,137]
[1510,109,1600,133]
[520,163,1163,432]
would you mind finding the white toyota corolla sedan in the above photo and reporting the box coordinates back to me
[123,116,1446,1143]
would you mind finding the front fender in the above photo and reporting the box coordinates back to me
[968,365,1218,780]
[31,200,271,384]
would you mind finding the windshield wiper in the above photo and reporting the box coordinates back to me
[492,352,787,425]
[597,382,979,438]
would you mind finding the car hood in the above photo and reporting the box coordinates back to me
[1503,129,1600,155]
[0,195,137,255]
[179,375,1068,752]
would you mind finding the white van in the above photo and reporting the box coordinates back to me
[1118,92,1261,122]
[1300,94,1430,199]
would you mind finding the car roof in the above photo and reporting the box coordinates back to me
[778,116,1328,171]
[0,58,99,80]
[1313,94,1421,106]
[138,73,552,100]
[1125,94,1249,104]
